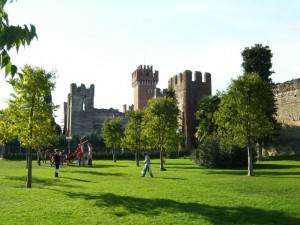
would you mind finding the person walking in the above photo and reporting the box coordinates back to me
[141,152,153,177]
[54,149,61,177]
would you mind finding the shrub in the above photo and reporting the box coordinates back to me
[191,134,254,169]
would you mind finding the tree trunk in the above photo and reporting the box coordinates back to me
[112,148,116,162]
[257,139,263,161]
[246,122,254,176]
[135,150,139,167]
[26,147,32,188]
[159,146,164,170]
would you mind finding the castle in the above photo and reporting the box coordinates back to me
[63,83,125,137]
[64,65,212,152]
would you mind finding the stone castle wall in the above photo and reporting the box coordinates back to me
[270,79,300,154]
[274,79,300,126]
[64,83,125,136]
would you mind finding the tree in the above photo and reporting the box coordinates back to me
[102,117,124,162]
[142,96,180,170]
[195,94,220,143]
[241,44,274,82]
[214,73,275,176]
[241,44,278,160]
[0,0,37,77]
[0,65,58,187]
[122,110,144,166]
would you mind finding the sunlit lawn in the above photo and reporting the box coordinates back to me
[0,156,299,225]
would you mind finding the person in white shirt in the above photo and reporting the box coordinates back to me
[141,152,153,177]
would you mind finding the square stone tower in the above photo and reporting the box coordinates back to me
[64,83,95,136]
[168,70,212,152]
[131,65,159,110]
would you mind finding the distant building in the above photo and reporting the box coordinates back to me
[131,65,212,152]
[63,83,125,137]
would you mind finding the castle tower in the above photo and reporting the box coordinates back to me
[64,83,95,136]
[132,65,159,110]
[168,70,212,152]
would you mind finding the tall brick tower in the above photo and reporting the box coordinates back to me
[168,70,211,152]
[131,65,159,110]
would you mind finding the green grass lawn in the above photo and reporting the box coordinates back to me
[0,156,299,225]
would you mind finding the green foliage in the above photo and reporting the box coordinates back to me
[214,73,274,147]
[102,117,124,162]
[195,95,220,142]
[122,110,144,151]
[142,96,180,151]
[164,87,176,99]
[0,0,37,77]
[241,44,274,82]
[0,65,58,148]
[122,110,145,166]
[191,134,251,169]
[142,96,180,169]
[0,65,58,188]
[102,117,124,149]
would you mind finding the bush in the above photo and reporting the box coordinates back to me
[191,134,254,169]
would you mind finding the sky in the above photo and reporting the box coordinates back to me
[1,0,300,127]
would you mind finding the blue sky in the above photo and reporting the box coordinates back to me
[1,0,300,125]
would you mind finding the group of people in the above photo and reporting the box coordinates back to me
[37,145,156,178]
[74,142,93,167]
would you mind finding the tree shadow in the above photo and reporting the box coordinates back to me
[67,170,127,177]
[204,170,246,176]
[66,164,128,168]
[60,192,300,225]
[254,163,300,170]
[6,175,77,188]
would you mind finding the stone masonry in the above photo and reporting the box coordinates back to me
[168,70,212,152]
[64,83,125,136]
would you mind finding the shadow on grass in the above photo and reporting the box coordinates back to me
[62,192,300,225]
[254,163,300,170]
[66,164,128,169]
[6,175,77,188]
[263,154,300,161]
[67,170,127,177]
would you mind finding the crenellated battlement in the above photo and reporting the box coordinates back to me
[132,65,159,87]
[70,83,95,97]
[168,70,211,89]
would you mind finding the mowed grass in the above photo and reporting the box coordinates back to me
[0,156,300,225]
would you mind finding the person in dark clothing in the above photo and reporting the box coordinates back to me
[54,149,61,177]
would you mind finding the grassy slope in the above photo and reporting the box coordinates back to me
[0,157,299,225]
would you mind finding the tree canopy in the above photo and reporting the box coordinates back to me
[241,44,274,82]
[102,117,124,162]
[214,73,275,176]
[241,44,278,160]
[0,65,58,187]
[142,96,180,170]
[0,0,37,77]
[195,95,220,143]
[122,110,144,166]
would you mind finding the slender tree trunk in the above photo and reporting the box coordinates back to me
[159,146,164,170]
[247,121,254,176]
[257,139,263,161]
[112,148,116,162]
[135,149,139,167]
[27,95,35,188]
[26,147,32,188]
[26,148,29,169]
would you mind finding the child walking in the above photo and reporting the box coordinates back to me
[141,152,153,177]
